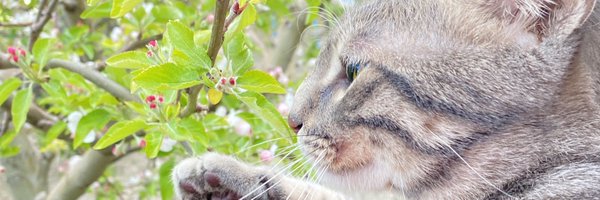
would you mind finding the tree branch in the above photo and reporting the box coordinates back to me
[181,0,235,118]
[45,148,117,200]
[118,34,163,53]
[28,0,59,51]
[0,22,33,27]
[46,59,139,103]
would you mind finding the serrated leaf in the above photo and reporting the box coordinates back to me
[237,70,286,94]
[132,63,202,91]
[93,120,147,149]
[145,131,163,158]
[0,78,22,106]
[12,86,33,133]
[33,38,55,68]
[228,4,257,34]
[110,0,142,18]
[164,21,211,70]
[106,51,153,69]
[225,33,254,75]
[81,2,112,19]
[159,159,175,199]
[208,88,223,105]
[234,91,292,140]
[74,109,112,148]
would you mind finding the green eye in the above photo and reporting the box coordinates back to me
[345,62,363,82]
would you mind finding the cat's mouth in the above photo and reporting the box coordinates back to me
[300,133,374,175]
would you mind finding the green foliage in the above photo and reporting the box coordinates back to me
[0,0,331,198]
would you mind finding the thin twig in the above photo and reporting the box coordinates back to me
[118,34,163,53]
[0,22,33,27]
[181,0,245,118]
[29,0,59,51]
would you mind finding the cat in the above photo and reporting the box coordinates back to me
[172,0,600,199]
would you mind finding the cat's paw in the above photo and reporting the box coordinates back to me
[172,152,279,200]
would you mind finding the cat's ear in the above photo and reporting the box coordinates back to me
[485,0,596,39]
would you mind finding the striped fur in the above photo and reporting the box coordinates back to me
[172,1,600,199]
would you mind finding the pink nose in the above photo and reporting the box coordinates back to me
[287,116,302,134]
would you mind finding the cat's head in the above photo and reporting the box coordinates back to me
[289,0,595,192]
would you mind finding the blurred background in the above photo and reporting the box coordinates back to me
[0,0,355,199]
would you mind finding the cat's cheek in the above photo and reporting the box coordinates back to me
[327,128,375,173]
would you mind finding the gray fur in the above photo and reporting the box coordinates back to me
[173,0,600,199]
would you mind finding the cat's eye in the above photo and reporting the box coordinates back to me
[345,62,364,82]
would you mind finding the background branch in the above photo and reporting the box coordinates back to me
[29,0,59,51]
[47,59,139,103]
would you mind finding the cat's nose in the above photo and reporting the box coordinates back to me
[287,114,303,134]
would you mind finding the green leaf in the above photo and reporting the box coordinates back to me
[12,85,33,133]
[0,146,20,157]
[152,5,184,23]
[225,33,254,75]
[145,131,163,158]
[159,159,176,200]
[42,121,67,148]
[234,91,292,139]
[81,2,112,19]
[132,63,202,91]
[164,21,211,70]
[110,0,142,18]
[106,51,153,69]
[0,78,22,106]
[93,120,147,149]
[32,38,55,68]
[0,130,17,148]
[305,0,322,24]
[228,4,257,34]
[237,70,285,94]
[74,109,112,148]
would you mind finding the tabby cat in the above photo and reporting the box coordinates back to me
[172,0,600,199]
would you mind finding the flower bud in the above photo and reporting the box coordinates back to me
[19,48,26,57]
[146,95,156,103]
[158,95,164,103]
[228,77,236,86]
[148,40,157,48]
[220,77,227,85]
[7,47,16,56]
[138,139,147,148]
[146,50,153,57]
[149,103,157,109]
[259,150,274,163]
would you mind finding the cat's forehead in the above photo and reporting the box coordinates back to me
[331,0,530,58]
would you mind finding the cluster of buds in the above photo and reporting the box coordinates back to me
[215,76,237,91]
[146,40,158,58]
[145,94,164,109]
[7,46,26,63]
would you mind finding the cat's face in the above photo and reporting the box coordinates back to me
[289,0,594,192]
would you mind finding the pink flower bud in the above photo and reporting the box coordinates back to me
[234,120,252,137]
[206,14,215,24]
[149,103,157,109]
[148,40,157,48]
[146,95,156,103]
[229,77,236,86]
[259,150,274,163]
[112,146,120,156]
[19,48,26,57]
[0,165,5,174]
[232,1,246,15]
[277,102,289,116]
[138,139,147,148]
[11,55,18,62]
[7,47,16,56]
[220,77,227,85]
[146,50,153,57]
[158,96,164,103]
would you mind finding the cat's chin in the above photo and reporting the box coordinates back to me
[316,156,396,192]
